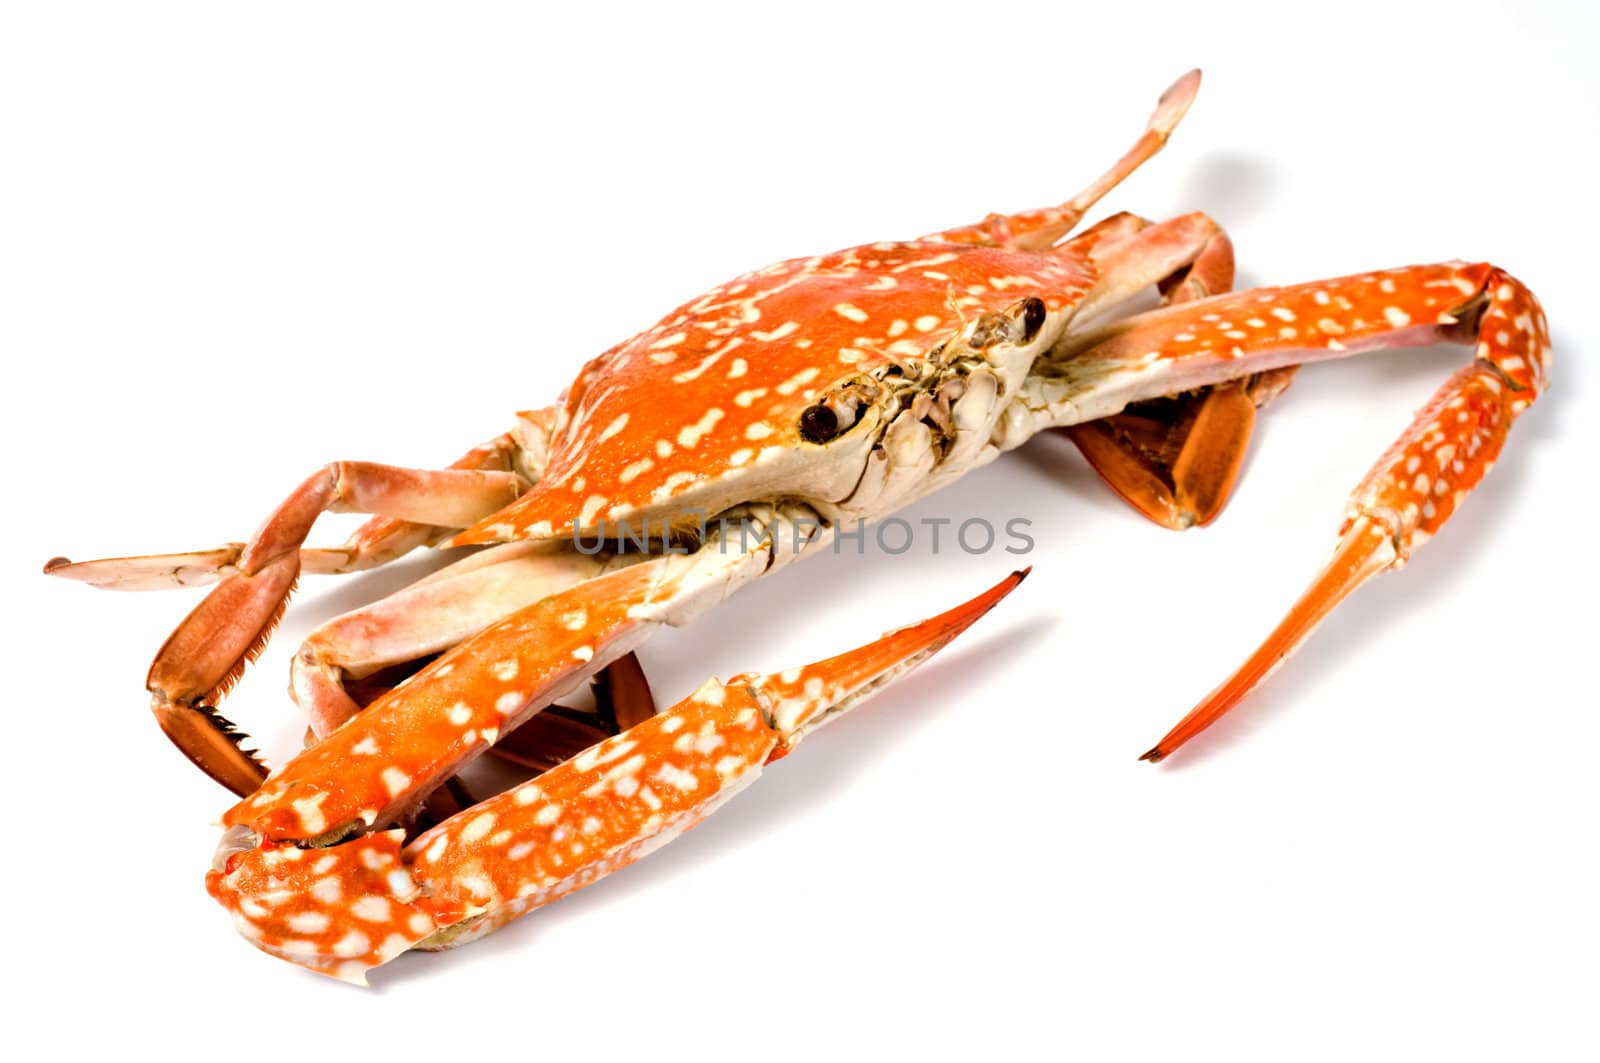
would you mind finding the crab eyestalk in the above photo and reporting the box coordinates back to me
[207,570,1027,983]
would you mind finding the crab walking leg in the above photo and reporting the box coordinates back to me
[1055,211,1151,260]
[206,570,1026,982]
[1070,211,1235,322]
[43,432,528,591]
[1062,210,1299,529]
[97,455,525,796]
[1065,377,1290,530]
[931,70,1202,251]
[593,647,658,729]
[1104,265,1549,761]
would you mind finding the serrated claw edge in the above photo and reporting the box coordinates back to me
[153,698,270,798]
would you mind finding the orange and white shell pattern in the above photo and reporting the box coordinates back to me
[453,242,1094,544]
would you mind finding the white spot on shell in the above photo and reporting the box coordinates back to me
[288,911,331,933]
[332,930,371,958]
[619,458,654,483]
[460,813,498,844]
[653,470,699,501]
[292,793,329,835]
[677,408,725,448]
[752,322,798,343]
[654,764,700,792]
[351,896,391,923]
[775,367,821,396]
[672,352,724,384]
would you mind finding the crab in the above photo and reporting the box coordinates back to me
[45,69,1548,982]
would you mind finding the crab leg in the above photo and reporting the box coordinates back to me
[1043,262,1549,760]
[1062,210,1299,528]
[53,449,528,796]
[1055,211,1152,261]
[1071,211,1235,321]
[931,69,1201,251]
[207,569,1025,982]
[44,432,527,591]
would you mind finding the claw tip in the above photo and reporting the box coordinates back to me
[43,556,71,574]
[1138,746,1166,764]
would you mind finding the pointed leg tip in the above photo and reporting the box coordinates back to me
[969,567,1030,615]
[1138,746,1167,764]
[43,556,71,574]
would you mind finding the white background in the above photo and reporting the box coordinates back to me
[5,2,1597,1059]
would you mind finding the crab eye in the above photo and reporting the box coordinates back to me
[967,296,1050,350]
[799,391,865,443]
[1020,297,1047,343]
[799,404,841,443]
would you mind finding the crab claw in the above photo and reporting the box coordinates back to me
[209,569,1026,982]
[753,567,1031,759]
[205,828,437,984]
[403,567,1029,947]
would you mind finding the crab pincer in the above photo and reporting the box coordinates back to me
[207,569,1026,982]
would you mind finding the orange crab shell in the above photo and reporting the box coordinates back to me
[451,241,1096,544]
